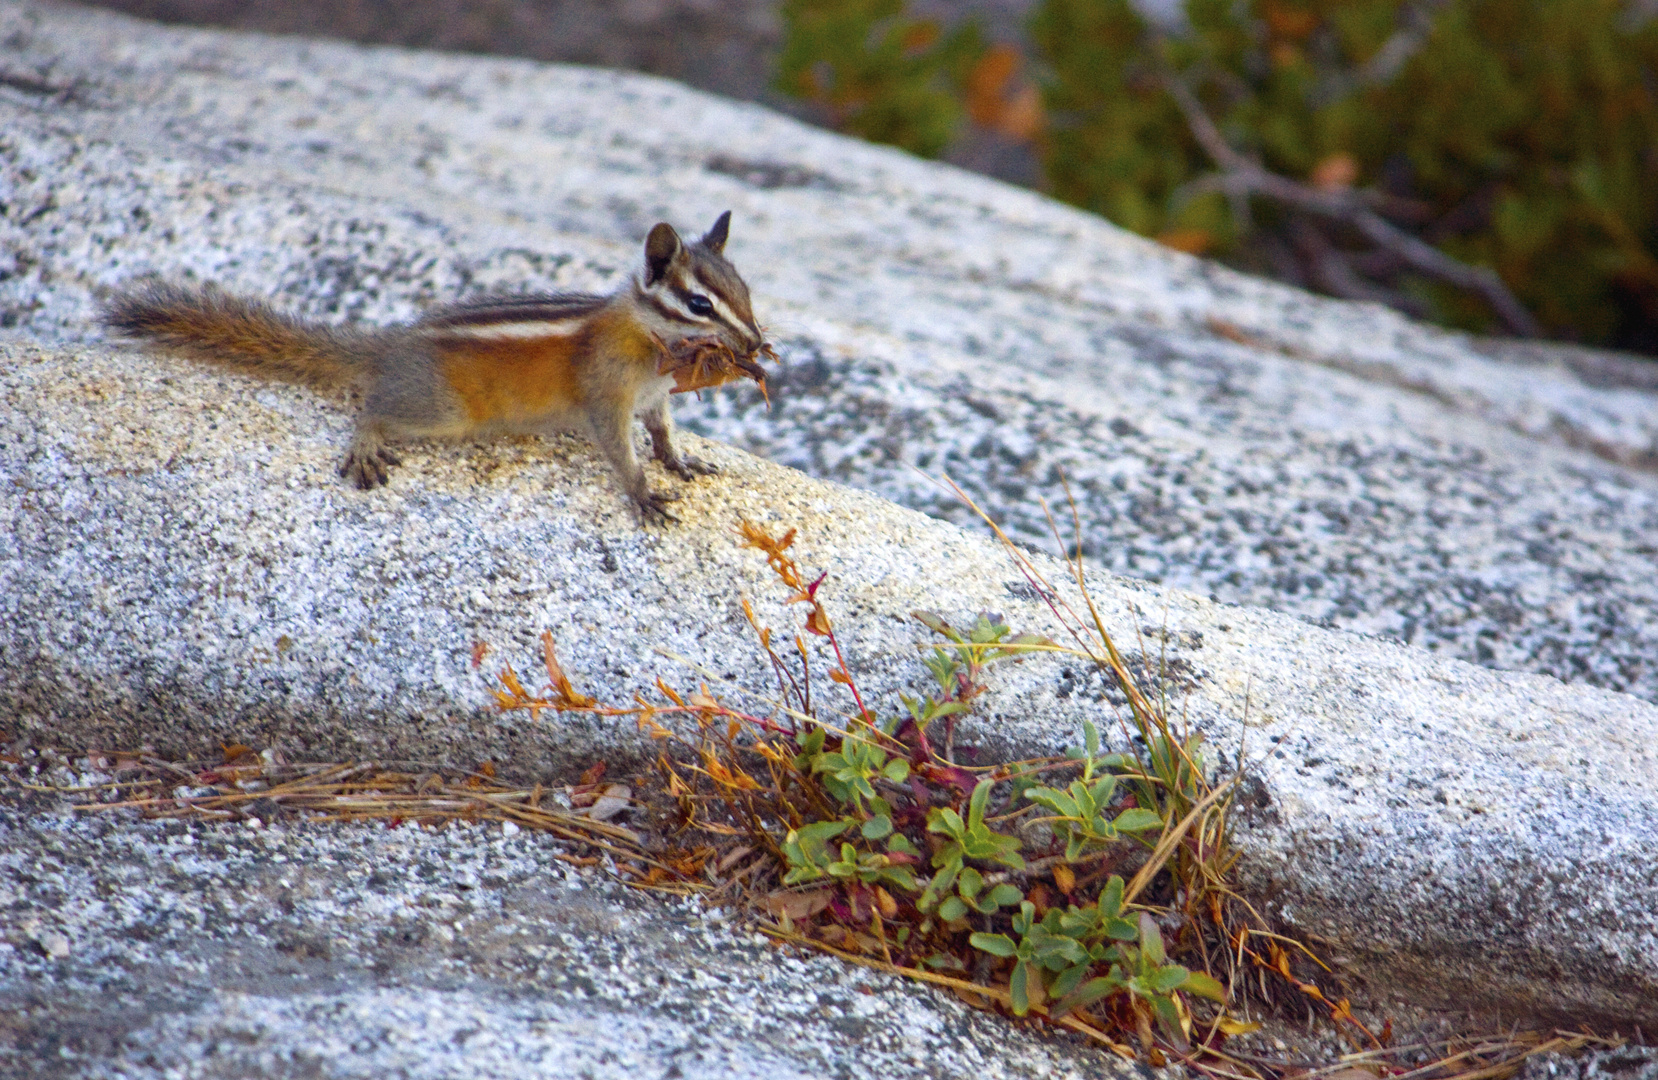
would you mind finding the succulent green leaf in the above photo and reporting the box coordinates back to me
[861,814,894,840]
[1098,875,1125,917]
[969,932,1017,958]
[1052,975,1122,1018]
[1153,993,1188,1050]
[1139,913,1166,965]
[927,857,962,893]
[1104,916,1139,941]
[1025,786,1080,818]
[912,610,950,636]
[985,883,1024,909]
[1151,963,1190,994]
[792,819,850,849]
[967,777,994,827]
[1182,970,1228,1002]
[922,952,964,971]
[1009,960,1034,1016]
[929,807,966,840]
[1063,832,1087,862]
[1112,808,1165,833]
[1048,961,1090,1002]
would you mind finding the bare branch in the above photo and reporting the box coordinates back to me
[1159,70,1542,338]
[1358,0,1454,87]
[1289,219,1431,317]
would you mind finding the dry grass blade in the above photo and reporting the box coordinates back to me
[36,752,684,884]
[757,922,1139,1059]
[1121,778,1238,907]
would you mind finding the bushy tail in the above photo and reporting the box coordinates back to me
[102,283,369,393]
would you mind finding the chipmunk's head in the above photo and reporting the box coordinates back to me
[635,212,764,358]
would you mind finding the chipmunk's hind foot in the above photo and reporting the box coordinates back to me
[635,489,681,525]
[340,430,402,489]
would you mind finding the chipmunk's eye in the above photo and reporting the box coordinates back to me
[687,294,714,316]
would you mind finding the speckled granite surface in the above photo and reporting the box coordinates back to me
[3,802,1137,1080]
[3,2,1657,704]
[4,2,1658,1069]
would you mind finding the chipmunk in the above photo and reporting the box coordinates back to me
[102,212,767,523]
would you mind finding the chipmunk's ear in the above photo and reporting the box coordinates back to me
[700,211,731,255]
[645,223,683,285]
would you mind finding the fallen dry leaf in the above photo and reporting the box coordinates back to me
[762,888,833,922]
[585,783,631,821]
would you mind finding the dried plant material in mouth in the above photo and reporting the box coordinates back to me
[654,333,774,404]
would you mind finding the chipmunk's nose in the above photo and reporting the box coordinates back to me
[741,325,764,354]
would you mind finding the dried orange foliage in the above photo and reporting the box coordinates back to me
[653,332,775,403]
[492,631,595,717]
[964,43,1044,141]
[736,520,866,716]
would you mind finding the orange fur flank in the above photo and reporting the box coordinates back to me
[436,335,588,425]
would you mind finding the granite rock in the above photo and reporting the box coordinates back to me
[1,800,1136,1080]
[3,3,1657,708]
[4,3,1658,1067]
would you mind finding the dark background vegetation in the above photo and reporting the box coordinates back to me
[82,0,1658,358]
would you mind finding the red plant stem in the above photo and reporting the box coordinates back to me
[821,611,872,722]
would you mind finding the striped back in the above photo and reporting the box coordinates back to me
[415,214,761,360]
[417,292,609,341]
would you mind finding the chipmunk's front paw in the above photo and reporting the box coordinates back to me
[635,489,681,525]
[666,454,720,481]
[340,446,401,489]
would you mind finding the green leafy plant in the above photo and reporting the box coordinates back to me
[776,0,1658,354]
[1035,0,1658,347]
[798,719,910,813]
[781,817,852,884]
[920,777,1025,917]
[774,0,987,157]
[491,516,1376,1064]
[968,875,1225,1027]
[50,501,1632,1080]
[1026,770,1165,861]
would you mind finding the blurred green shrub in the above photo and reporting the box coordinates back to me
[777,0,1658,353]
[773,0,987,157]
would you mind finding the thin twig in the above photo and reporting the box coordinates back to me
[756,923,1139,1058]
[1158,67,1540,337]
